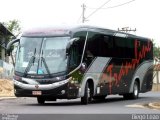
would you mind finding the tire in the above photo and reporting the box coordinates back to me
[81,82,92,105]
[123,81,139,100]
[37,97,45,104]
[93,95,106,101]
[131,81,139,99]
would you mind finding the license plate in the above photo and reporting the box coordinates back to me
[32,91,42,95]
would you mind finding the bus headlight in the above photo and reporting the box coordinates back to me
[56,76,65,81]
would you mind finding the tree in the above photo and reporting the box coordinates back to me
[1,20,21,62]
[2,19,21,37]
[152,39,160,59]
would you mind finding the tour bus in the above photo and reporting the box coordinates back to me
[7,25,153,104]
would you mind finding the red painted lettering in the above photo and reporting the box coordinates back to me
[101,40,152,94]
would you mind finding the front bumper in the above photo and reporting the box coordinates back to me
[14,84,69,98]
[14,78,69,90]
[14,78,79,99]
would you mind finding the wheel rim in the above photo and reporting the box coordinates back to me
[87,88,90,98]
[134,84,138,96]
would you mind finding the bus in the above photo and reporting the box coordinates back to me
[7,25,153,104]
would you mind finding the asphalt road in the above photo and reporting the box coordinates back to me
[0,92,160,120]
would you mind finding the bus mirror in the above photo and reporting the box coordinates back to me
[7,39,20,56]
[66,38,79,54]
[80,63,87,72]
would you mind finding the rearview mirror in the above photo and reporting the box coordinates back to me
[7,39,20,56]
[66,37,79,54]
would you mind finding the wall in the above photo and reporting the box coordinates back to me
[152,70,160,91]
[0,60,13,79]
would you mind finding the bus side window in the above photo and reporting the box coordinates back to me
[69,45,79,68]
[114,37,126,58]
[101,35,113,57]
[86,32,114,58]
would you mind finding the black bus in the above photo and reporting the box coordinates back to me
[7,25,153,104]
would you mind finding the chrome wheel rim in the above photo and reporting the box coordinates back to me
[134,84,138,96]
[87,88,90,98]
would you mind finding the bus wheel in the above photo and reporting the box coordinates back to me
[130,81,139,99]
[81,82,92,105]
[93,95,107,101]
[37,97,45,104]
[123,81,139,100]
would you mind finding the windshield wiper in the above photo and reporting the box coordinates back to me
[41,57,52,77]
[40,50,51,77]
[23,48,36,77]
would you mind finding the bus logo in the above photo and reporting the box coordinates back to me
[35,85,39,89]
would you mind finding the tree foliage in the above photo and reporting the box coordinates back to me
[2,19,21,37]
[152,39,160,59]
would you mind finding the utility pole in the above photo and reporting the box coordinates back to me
[118,27,136,33]
[82,4,86,23]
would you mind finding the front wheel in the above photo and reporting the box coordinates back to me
[81,82,92,105]
[37,97,45,104]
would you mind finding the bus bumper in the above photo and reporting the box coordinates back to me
[13,79,79,99]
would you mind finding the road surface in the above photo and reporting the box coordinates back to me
[0,92,160,120]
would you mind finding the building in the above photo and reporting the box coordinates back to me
[0,23,15,62]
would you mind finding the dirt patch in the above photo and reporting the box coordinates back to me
[126,102,160,110]
[149,102,160,109]
[0,79,14,97]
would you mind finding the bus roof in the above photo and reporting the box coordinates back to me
[22,25,150,40]
[22,27,71,37]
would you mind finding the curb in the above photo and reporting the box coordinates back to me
[0,96,17,100]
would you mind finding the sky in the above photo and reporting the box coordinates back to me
[0,0,160,46]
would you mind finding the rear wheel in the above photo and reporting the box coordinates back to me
[81,82,92,105]
[131,81,139,99]
[37,97,45,104]
[123,81,139,99]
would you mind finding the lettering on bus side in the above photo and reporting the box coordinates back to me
[114,33,128,38]
[100,39,152,94]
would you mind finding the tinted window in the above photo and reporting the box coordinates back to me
[114,37,135,58]
[86,31,135,59]
[86,31,114,57]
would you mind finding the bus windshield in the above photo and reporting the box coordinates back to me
[15,36,69,75]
